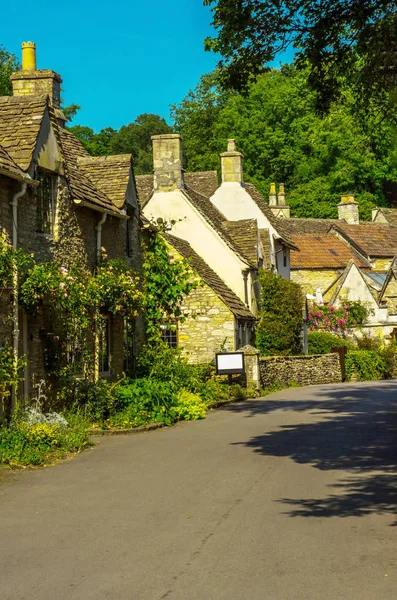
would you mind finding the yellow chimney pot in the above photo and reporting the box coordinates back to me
[22,41,36,71]
[279,183,285,194]
[270,182,276,195]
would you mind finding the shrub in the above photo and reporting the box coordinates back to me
[256,270,304,356]
[308,331,355,354]
[345,350,388,381]
[174,390,207,420]
[0,409,91,467]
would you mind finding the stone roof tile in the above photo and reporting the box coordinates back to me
[331,222,397,258]
[164,234,255,320]
[222,219,258,266]
[0,144,32,182]
[77,154,133,209]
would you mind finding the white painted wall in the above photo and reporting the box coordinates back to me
[211,181,289,277]
[334,264,388,324]
[143,189,252,305]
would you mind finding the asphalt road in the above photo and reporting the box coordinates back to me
[1,381,397,600]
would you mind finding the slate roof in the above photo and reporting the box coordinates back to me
[241,183,296,248]
[331,222,397,258]
[58,129,124,215]
[374,208,397,227]
[0,144,32,182]
[281,218,343,234]
[183,185,255,267]
[164,234,255,320]
[77,154,133,209]
[222,219,258,266]
[290,233,370,269]
[0,95,48,171]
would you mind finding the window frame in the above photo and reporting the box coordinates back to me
[35,169,57,235]
[160,323,178,349]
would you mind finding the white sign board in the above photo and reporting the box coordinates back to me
[216,353,245,375]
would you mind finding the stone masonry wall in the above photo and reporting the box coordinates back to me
[291,269,341,296]
[178,281,236,364]
[259,353,342,388]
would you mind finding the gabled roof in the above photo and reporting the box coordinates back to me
[0,144,34,183]
[164,234,255,320]
[281,218,344,234]
[77,154,133,209]
[241,183,296,248]
[379,257,397,301]
[0,95,48,171]
[184,171,219,197]
[290,233,370,269]
[331,222,397,258]
[326,259,379,306]
[135,174,153,205]
[58,129,124,216]
[223,219,258,266]
[373,208,397,227]
[183,185,255,267]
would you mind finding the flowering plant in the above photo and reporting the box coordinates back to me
[307,300,369,333]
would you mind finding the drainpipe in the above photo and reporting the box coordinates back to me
[10,183,27,409]
[96,213,107,256]
[243,270,249,306]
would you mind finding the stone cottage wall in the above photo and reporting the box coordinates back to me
[259,353,342,388]
[178,282,236,364]
[291,269,341,296]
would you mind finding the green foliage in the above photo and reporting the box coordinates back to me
[172,66,397,218]
[0,233,34,289]
[0,409,91,466]
[203,0,397,114]
[307,331,355,355]
[143,234,196,344]
[174,390,207,420]
[0,45,19,96]
[68,113,172,174]
[307,301,370,334]
[345,350,388,382]
[256,270,304,356]
[0,347,25,419]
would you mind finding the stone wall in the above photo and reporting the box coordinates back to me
[291,269,341,296]
[259,353,342,388]
[178,280,236,364]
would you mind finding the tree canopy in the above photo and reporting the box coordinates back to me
[171,65,397,219]
[68,113,172,174]
[0,46,19,96]
[204,0,397,112]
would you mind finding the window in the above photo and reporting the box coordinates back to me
[98,317,110,374]
[160,323,178,348]
[36,171,56,234]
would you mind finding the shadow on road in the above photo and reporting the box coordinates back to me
[228,382,397,523]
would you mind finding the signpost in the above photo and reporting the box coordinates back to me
[216,352,245,385]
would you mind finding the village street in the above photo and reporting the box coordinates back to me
[1,381,397,599]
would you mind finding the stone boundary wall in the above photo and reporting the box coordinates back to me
[259,353,342,389]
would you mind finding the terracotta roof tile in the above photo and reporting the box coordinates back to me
[331,222,397,258]
[77,154,133,209]
[0,95,48,171]
[164,234,255,320]
[290,233,370,269]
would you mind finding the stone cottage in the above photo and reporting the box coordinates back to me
[0,42,143,395]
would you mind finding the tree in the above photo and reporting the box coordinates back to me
[204,0,397,112]
[172,65,397,218]
[0,46,19,96]
[68,113,172,174]
[256,270,304,356]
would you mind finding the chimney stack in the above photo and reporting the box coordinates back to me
[11,42,66,126]
[220,139,243,183]
[338,194,359,224]
[152,134,184,192]
[269,182,290,218]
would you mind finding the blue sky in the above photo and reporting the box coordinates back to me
[1,0,219,131]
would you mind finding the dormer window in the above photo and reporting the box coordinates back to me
[36,170,57,234]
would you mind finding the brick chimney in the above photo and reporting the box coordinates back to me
[152,134,184,192]
[11,42,66,126]
[338,194,359,224]
[220,139,243,183]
